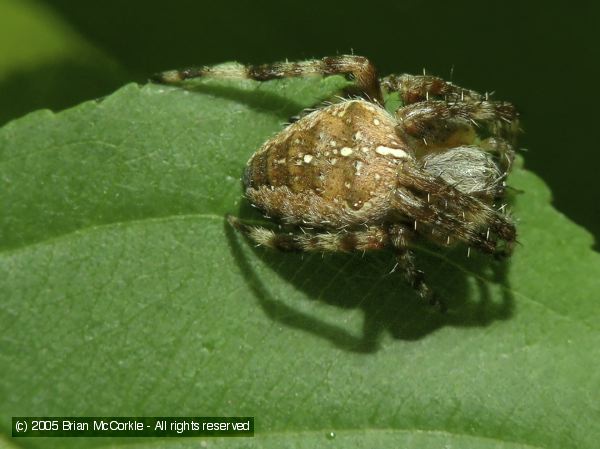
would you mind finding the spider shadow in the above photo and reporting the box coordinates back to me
[168,82,307,120]
[225,203,515,354]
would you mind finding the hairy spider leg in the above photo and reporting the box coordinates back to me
[226,215,388,252]
[394,99,518,153]
[382,74,519,156]
[393,161,515,257]
[387,224,441,308]
[480,137,516,174]
[153,55,383,104]
[397,100,517,139]
[227,215,442,308]
[381,73,484,104]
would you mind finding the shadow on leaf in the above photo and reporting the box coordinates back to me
[167,82,306,120]
[225,203,514,353]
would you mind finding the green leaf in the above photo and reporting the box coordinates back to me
[1,76,599,449]
[0,0,128,126]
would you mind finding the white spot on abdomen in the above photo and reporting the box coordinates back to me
[375,146,409,159]
[355,160,364,175]
[340,147,353,157]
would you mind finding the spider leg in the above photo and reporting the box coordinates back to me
[381,73,485,104]
[227,215,388,252]
[387,224,441,308]
[396,99,518,151]
[228,215,442,309]
[393,161,516,257]
[480,137,516,175]
[153,55,383,104]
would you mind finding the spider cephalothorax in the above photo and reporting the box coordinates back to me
[154,55,519,309]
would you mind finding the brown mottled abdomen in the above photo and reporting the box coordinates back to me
[244,100,414,225]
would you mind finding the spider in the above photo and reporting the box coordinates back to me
[153,55,518,309]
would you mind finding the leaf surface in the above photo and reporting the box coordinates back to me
[1,77,599,449]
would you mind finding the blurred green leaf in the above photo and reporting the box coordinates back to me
[1,77,599,449]
[0,0,85,76]
[0,0,128,125]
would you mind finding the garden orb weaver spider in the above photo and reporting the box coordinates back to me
[153,55,518,309]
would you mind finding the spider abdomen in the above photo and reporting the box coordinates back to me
[243,99,414,227]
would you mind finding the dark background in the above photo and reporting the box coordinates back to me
[3,0,599,248]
